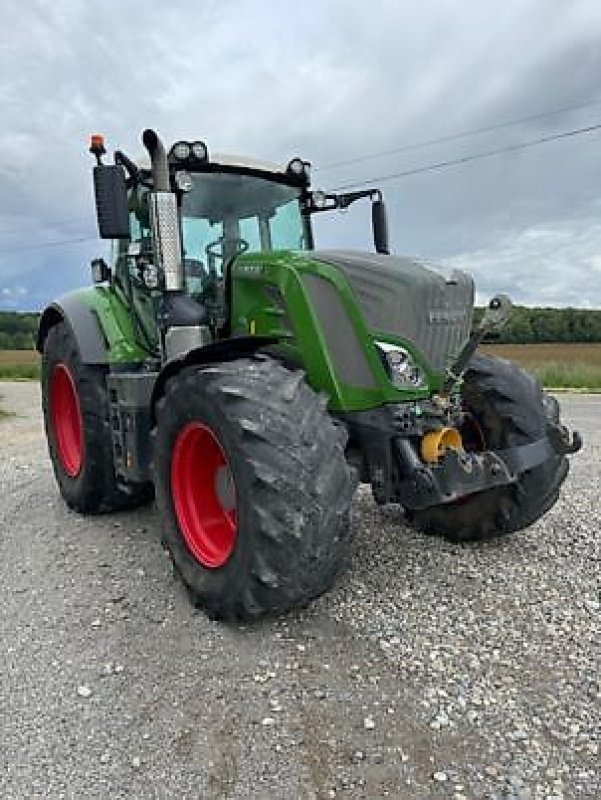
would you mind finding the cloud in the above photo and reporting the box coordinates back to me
[444,211,601,307]
[0,0,600,309]
[0,284,28,310]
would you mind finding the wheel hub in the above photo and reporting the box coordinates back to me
[50,363,84,478]
[170,422,237,568]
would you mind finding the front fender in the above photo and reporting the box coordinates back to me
[150,335,277,424]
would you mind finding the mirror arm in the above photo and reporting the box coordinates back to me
[305,187,382,214]
[337,188,379,209]
[305,185,390,254]
[115,150,140,187]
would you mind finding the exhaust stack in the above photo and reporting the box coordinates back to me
[142,128,183,292]
[142,129,169,191]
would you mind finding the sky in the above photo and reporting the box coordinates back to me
[1,0,601,310]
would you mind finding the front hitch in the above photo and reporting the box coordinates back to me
[394,420,582,511]
[394,439,516,510]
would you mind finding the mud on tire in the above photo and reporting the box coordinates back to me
[153,356,357,621]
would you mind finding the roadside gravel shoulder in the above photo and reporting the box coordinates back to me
[0,383,598,799]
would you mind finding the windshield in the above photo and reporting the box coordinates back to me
[180,172,309,293]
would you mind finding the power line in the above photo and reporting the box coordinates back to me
[0,214,91,255]
[2,120,600,255]
[332,121,601,192]
[317,97,601,172]
[0,235,96,256]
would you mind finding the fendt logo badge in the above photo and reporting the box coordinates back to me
[428,308,468,324]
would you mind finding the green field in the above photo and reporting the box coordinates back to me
[1,343,600,389]
[0,349,40,380]
[481,343,601,390]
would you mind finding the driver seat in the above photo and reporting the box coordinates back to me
[160,291,209,328]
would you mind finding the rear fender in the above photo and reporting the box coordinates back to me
[37,286,152,365]
[36,296,108,364]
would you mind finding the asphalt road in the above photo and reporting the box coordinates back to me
[0,383,599,800]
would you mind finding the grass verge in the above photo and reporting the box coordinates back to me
[532,363,601,391]
[481,343,601,391]
[0,363,40,380]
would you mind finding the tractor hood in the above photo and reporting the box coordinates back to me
[312,250,474,371]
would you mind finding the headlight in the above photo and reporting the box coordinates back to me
[375,341,426,389]
[191,141,208,161]
[171,141,191,160]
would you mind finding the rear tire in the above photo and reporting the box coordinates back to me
[153,356,356,621]
[409,354,568,542]
[41,321,153,513]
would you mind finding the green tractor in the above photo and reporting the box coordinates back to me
[37,129,581,620]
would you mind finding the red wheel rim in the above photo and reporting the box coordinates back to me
[50,363,84,477]
[171,422,237,568]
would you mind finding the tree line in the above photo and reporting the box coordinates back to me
[472,306,601,343]
[1,306,601,349]
[0,312,39,349]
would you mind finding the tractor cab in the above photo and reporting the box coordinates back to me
[126,143,387,270]
[155,149,314,299]
[93,132,390,352]
[119,150,315,345]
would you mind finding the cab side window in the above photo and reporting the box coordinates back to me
[113,186,158,350]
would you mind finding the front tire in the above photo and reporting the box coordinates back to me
[153,356,357,621]
[409,354,569,542]
[41,321,153,513]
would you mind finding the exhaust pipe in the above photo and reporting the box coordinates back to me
[141,128,183,291]
[142,128,170,192]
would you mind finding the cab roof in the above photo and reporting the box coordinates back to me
[136,152,290,177]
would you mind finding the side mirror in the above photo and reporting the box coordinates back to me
[372,199,389,254]
[93,164,129,239]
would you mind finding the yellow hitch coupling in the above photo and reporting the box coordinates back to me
[421,427,463,464]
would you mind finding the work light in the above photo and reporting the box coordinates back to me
[311,190,327,209]
[287,158,310,180]
[191,141,208,161]
[174,170,193,192]
[171,141,191,161]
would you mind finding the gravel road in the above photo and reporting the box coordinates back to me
[0,382,598,800]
